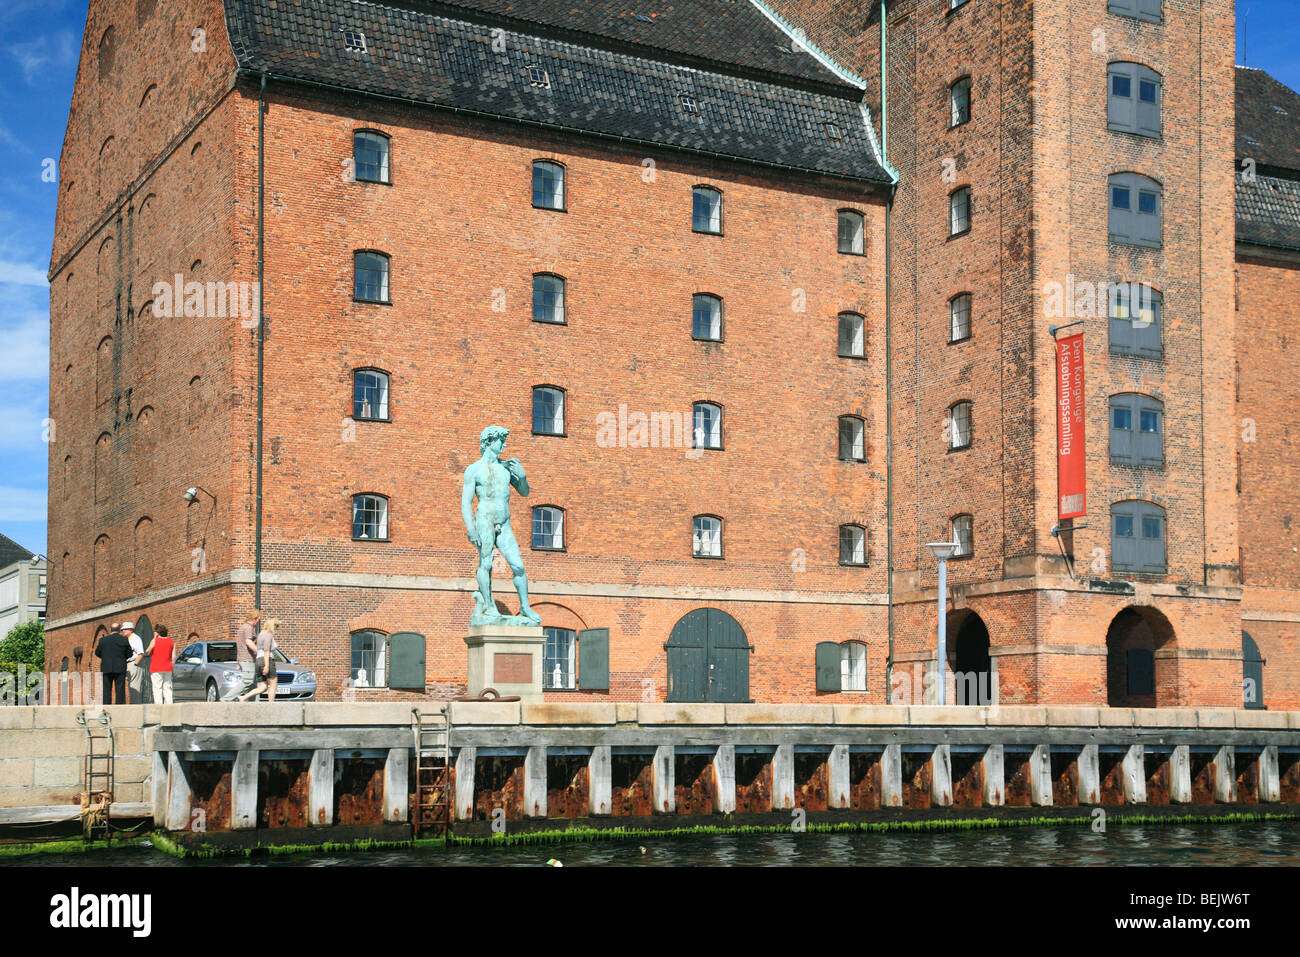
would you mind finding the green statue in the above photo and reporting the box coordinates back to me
[461,425,542,626]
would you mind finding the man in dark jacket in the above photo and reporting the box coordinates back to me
[94,624,131,705]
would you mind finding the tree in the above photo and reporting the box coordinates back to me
[0,620,45,668]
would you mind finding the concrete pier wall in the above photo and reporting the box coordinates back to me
[3,703,1299,832]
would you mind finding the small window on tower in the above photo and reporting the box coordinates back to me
[528,66,550,88]
[680,94,699,115]
[344,30,368,53]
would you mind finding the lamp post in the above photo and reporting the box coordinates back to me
[925,540,960,705]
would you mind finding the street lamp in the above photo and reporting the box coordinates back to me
[925,540,960,705]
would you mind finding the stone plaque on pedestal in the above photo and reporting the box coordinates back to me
[464,625,545,702]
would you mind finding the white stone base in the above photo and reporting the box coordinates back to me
[464,625,546,702]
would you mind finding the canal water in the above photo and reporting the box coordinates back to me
[8,821,1300,866]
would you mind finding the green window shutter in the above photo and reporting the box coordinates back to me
[577,628,609,691]
[815,641,841,692]
[388,632,426,689]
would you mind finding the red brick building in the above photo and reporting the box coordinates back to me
[45,0,1299,709]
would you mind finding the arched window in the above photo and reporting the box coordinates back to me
[532,274,565,324]
[134,516,153,588]
[839,524,866,566]
[840,641,867,691]
[693,294,723,341]
[96,336,113,407]
[692,515,722,559]
[692,402,722,450]
[949,187,971,236]
[949,293,972,342]
[1108,173,1161,248]
[352,494,389,540]
[94,433,112,503]
[353,369,390,420]
[1109,0,1161,25]
[952,514,973,557]
[350,629,388,687]
[838,312,865,358]
[1109,393,1163,465]
[98,26,116,77]
[532,505,564,550]
[532,160,565,210]
[692,186,722,234]
[93,534,110,601]
[532,386,565,435]
[1109,282,1162,357]
[353,251,390,302]
[1108,63,1161,137]
[837,209,864,254]
[948,401,972,450]
[544,626,577,689]
[950,77,971,127]
[1111,501,1166,574]
[838,415,865,462]
[187,375,202,425]
[353,131,391,183]
[1242,631,1264,710]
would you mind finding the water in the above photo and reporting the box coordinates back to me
[8,821,1300,866]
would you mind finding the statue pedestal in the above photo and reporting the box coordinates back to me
[464,625,546,702]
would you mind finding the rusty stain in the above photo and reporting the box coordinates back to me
[258,759,310,828]
[474,756,525,821]
[901,752,931,809]
[1099,753,1126,807]
[546,756,590,819]
[1236,754,1260,805]
[794,752,829,812]
[950,752,983,808]
[1279,753,1300,803]
[187,761,233,832]
[1190,752,1216,804]
[611,754,655,817]
[1003,756,1033,807]
[336,757,385,826]
[1050,752,1079,807]
[849,752,882,810]
[735,754,772,814]
[1145,754,1172,805]
[674,754,715,815]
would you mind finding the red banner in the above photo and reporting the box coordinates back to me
[1056,333,1086,519]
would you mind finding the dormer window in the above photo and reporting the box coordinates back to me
[528,67,550,88]
[344,30,367,53]
[680,95,699,115]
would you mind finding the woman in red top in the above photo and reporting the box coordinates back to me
[145,624,177,704]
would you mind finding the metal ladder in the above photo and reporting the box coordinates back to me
[412,706,452,839]
[76,710,114,842]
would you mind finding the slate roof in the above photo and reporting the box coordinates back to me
[0,533,38,570]
[221,0,890,183]
[1235,67,1300,250]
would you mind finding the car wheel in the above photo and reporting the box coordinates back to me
[206,681,219,702]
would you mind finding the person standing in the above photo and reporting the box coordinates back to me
[146,624,177,704]
[122,622,147,704]
[234,610,262,701]
[94,624,130,705]
[238,617,280,702]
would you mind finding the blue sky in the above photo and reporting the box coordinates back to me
[0,2,1295,560]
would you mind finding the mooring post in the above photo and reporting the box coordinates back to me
[652,745,675,814]
[152,751,168,826]
[454,746,477,821]
[524,745,547,818]
[931,745,953,806]
[1258,746,1280,803]
[1122,745,1146,804]
[828,744,850,809]
[1170,745,1192,803]
[881,744,902,807]
[164,752,192,832]
[712,745,736,813]
[771,745,795,811]
[982,744,1004,807]
[589,746,612,816]
[1030,744,1053,806]
[1213,746,1237,803]
[309,749,334,827]
[383,746,409,823]
[1077,744,1101,805]
[232,750,258,830]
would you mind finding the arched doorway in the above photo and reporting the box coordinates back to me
[1105,606,1176,707]
[946,610,993,705]
[666,609,751,703]
[1242,631,1265,710]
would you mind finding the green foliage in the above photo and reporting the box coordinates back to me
[0,620,44,669]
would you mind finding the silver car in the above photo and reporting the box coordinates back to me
[172,640,317,701]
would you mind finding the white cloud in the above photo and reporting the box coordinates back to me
[0,312,49,382]
[0,260,48,286]
[11,31,77,86]
[0,486,48,523]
